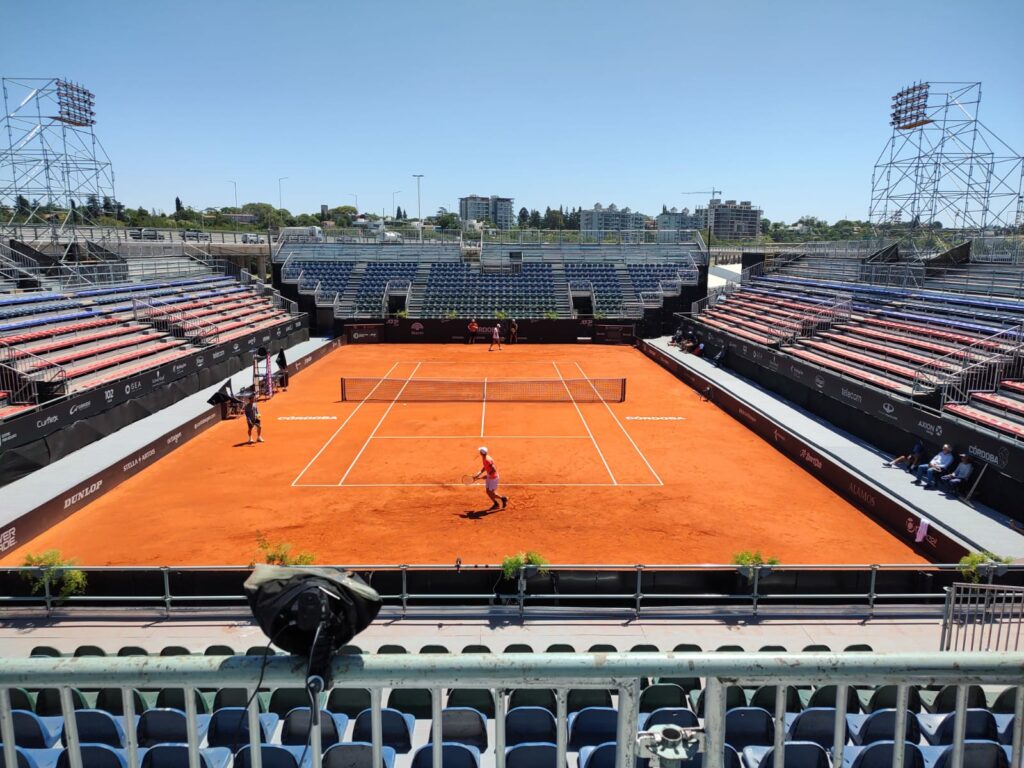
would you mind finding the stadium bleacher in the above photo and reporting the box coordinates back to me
[0,274,295,421]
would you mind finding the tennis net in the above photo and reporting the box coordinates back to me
[340,377,626,402]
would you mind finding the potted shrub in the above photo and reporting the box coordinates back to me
[732,550,780,582]
[21,550,88,606]
[958,551,1011,584]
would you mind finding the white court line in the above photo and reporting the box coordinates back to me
[337,362,423,485]
[480,377,487,438]
[575,361,664,486]
[553,361,616,485]
[370,435,592,439]
[291,360,401,487]
[293,482,660,488]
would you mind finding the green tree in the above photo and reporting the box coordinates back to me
[174,196,184,214]
[84,194,101,220]
[528,209,542,228]
[518,207,529,227]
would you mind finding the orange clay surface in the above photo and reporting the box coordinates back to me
[1,344,924,566]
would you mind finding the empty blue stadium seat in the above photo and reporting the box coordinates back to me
[568,707,618,751]
[505,742,561,768]
[741,741,830,768]
[506,707,557,746]
[410,743,479,768]
[322,742,396,768]
[141,746,232,768]
[351,709,414,754]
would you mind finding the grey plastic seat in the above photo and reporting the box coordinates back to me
[352,708,415,753]
[326,688,371,717]
[431,708,488,751]
[446,690,495,719]
[280,708,347,748]
[786,707,841,748]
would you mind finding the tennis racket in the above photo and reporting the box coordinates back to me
[461,474,478,485]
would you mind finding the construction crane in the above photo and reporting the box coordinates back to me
[681,188,721,256]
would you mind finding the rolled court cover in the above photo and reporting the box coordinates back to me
[340,377,627,402]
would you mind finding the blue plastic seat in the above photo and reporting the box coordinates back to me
[430,708,487,751]
[918,709,998,745]
[141,746,232,768]
[741,742,829,768]
[409,743,479,768]
[55,745,127,768]
[322,742,396,768]
[724,707,773,750]
[846,741,925,768]
[846,708,920,745]
[280,708,347,747]
[929,740,1009,768]
[641,707,698,730]
[567,707,618,751]
[505,742,561,768]
[11,712,62,749]
[506,707,556,746]
[205,708,277,747]
[233,745,300,768]
[61,710,126,748]
[351,709,414,754]
[137,709,210,748]
[784,707,840,748]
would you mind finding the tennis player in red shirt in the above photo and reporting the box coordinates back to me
[473,446,509,510]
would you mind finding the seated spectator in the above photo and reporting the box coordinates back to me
[914,444,954,488]
[691,340,705,357]
[940,454,974,495]
[885,439,924,470]
[681,331,699,353]
[669,327,685,347]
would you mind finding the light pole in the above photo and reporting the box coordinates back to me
[278,177,288,211]
[392,190,401,219]
[227,181,237,210]
[346,193,358,213]
[412,174,423,242]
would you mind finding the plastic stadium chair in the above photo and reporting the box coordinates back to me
[206,707,277,747]
[931,740,1009,768]
[280,708,347,747]
[159,646,191,657]
[419,644,449,654]
[639,683,687,713]
[861,684,922,714]
[672,643,702,653]
[505,707,556,746]
[587,644,617,653]
[749,685,803,714]
[267,688,310,717]
[801,645,831,652]
[156,688,210,714]
[376,645,407,655]
[643,707,699,730]
[446,690,495,719]
[919,709,998,745]
[233,745,299,768]
[578,742,616,768]
[34,688,87,717]
[0,745,41,768]
[352,709,415,753]
[142,746,232,768]
[338,645,363,655]
[786,707,842,748]
[5,690,33,712]
[544,644,575,653]
[847,708,921,745]
[567,690,613,714]
[844,644,873,652]
[922,684,987,713]
[568,707,618,750]
[327,688,371,717]
[245,646,277,657]
[848,741,925,768]
[56,745,127,768]
[137,708,210,747]
[724,707,774,750]
[503,644,533,654]
[460,645,491,654]
[410,743,480,768]
[117,646,149,657]
[322,742,397,768]
[386,688,432,719]
[431,708,488,751]
[806,685,861,713]
[716,645,744,653]
[204,645,235,656]
[692,686,746,717]
[505,742,560,768]
[991,687,1019,713]
[73,645,107,657]
[94,689,146,717]
[12,711,61,748]
[741,742,829,768]
[61,710,126,748]
[629,644,659,653]
[758,645,788,653]
[213,688,264,712]
[508,689,556,713]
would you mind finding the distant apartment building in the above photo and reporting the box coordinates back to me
[458,195,515,229]
[656,207,702,230]
[579,203,646,233]
[694,199,763,240]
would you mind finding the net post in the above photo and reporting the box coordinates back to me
[620,378,626,402]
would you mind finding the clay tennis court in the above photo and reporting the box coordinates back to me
[1,344,924,566]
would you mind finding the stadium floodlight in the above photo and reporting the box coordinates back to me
[278,177,288,210]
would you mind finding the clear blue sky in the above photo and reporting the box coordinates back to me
[3,0,1022,224]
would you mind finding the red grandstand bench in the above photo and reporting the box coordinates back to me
[789,347,914,395]
[972,392,1024,418]
[817,332,962,371]
[698,316,775,346]
[0,317,120,347]
[800,340,919,379]
[73,347,193,389]
[24,334,155,370]
[63,340,188,380]
[944,403,1024,439]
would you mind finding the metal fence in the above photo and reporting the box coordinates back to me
[0,346,68,405]
[940,582,1024,652]
[912,325,1024,403]
[132,296,220,347]
[0,651,1020,768]
[4,562,1023,618]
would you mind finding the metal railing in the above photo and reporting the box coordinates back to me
[132,296,220,346]
[380,279,411,317]
[1,651,1021,768]
[0,345,68,405]
[912,325,1024,401]
[940,582,1024,652]
[4,562,1023,618]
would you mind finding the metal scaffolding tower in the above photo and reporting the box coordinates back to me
[869,82,1023,235]
[0,76,116,234]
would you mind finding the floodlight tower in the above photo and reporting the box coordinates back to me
[869,82,1024,236]
[0,77,116,236]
